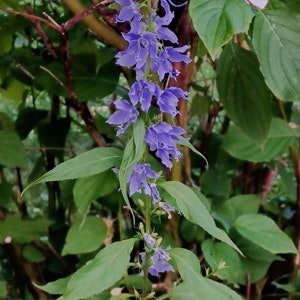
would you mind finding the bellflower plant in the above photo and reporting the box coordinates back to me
[106,0,191,291]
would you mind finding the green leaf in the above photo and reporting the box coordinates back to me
[0,0,21,9]
[189,0,252,58]
[202,240,242,284]
[15,107,48,140]
[0,182,13,207]
[0,280,7,298]
[23,147,123,193]
[227,195,260,217]
[160,181,242,255]
[119,119,146,219]
[236,237,279,284]
[217,43,272,144]
[1,79,27,106]
[35,277,70,295]
[234,214,297,254]
[62,216,107,256]
[177,136,208,166]
[202,239,277,285]
[200,169,231,197]
[0,131,27,167]
[23,245,46,263]
[59,239,136,300]
[0,112,14,132]
[170,248,242,300]
[222,118,296,162]
[252,4,300,101]
[74,170,118,213]
[0,215,50,244]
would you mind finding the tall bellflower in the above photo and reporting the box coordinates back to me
[106,0,191,276]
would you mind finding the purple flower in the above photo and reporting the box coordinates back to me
[148,247,174,276]
[157,87,189,117]
[129,79,157,112]
[115,0,141,22]
[106,100,139,135]
[140,246,174,276]
[149,183,161,204]
[144,122,186,169]
[158,201,176,219]
[116,31,157,72]
[152,0,178,43]
[144,233,156,250]
[128,163,159,197]
[152,45,191,80]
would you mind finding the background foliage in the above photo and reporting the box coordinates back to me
[0,0,300,299]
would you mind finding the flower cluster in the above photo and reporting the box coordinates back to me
[106,0,191,277]
[107,0,190,169]
[128,163,176,218]
[140,233,174,276]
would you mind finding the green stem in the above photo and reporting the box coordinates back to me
[118,198,124,241]
[142,196,152,299]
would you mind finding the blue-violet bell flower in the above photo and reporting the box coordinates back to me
[106,100,139,136]
[115,0,141,22]
[144,122,185,169]
[140,247,174,276]
[151,0,178,43]
[144,233,156,250]
[157,87,189,117]
[116,29,157,73]
[152,45,191,80]
[159,201,177,219]
[128,163,161,202]
[129,79,157,112]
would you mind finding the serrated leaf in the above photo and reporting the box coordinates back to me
[222,118,296,162]
[234,214,297,254]
[59,239,136,300]
[189,0,252,58]
[160,181,242,255]
[62,216,107,256]
[217,43,272,144]
[23,147,123,193]
[170,248,242,300]
[0,131,27,167]
[252,4,300,101]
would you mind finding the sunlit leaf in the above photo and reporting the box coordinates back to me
[62,216,107,256]
[222,118,296,162]
[35,277,70,295]
[170,248,243,300]
[234,214,297,254]
[23,147,123,193]
[252,3,300,101]
[189,0,252,58]
[59,239,137,300]
[160,181,242,255]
